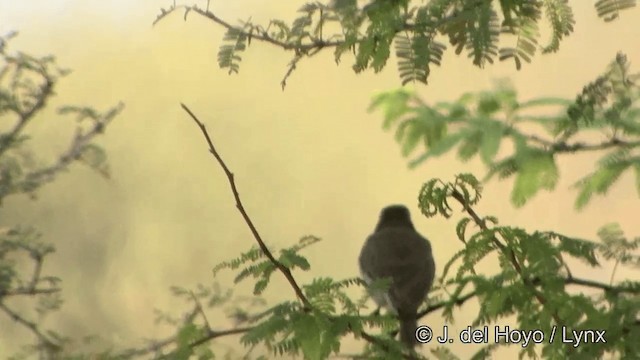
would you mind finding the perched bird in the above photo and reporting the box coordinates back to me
[359,205,436,348]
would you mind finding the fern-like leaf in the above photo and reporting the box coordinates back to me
[541,0,574,53]
[394,7,446,85]
[499,17,539,70]
[594,0,637,22]
[217,27,249,74]
[445,0,500,67]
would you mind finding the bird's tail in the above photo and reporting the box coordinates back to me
[399,316,418,348]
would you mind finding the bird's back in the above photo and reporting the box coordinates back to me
[359,226,435,312]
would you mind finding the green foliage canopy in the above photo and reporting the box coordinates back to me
[370,53,640,208]
[156,0,636,87]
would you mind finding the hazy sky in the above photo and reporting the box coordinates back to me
[1,1,639,358]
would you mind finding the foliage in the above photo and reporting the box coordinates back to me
[145,173,640,360]
[369,53,640,209]
[418,173,640,359]
[0,32,123,359]
[150,100,639,359]
[4,0,640,359]
[155,0,636,87]
[208,237,412,360]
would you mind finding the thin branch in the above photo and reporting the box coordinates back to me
[418,290,477,319]
[0,302,61,351]
[154,5,341,51]
[28,253,44,291]
[609,259,620,286]
[180,103,311,310]
[23,102,125,187]
[0,287,61,297]
[525,133,640,153]
[564,276,635,294]
[190,291,212,331]
[187,326,255,349]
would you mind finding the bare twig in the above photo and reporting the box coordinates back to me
[180,103,311,309]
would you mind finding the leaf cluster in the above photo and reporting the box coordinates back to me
[370,53,640,208]
[157,0,636,86]
[420,173,640,359]
[210,236,402,360]
[212,235,319,296]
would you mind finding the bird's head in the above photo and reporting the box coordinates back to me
[375,204,415,231]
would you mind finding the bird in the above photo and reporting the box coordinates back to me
[359,204,436,348]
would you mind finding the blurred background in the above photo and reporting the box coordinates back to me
[1,0,639,358]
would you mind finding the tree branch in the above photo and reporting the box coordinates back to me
[525,133,640,153]
[0,302,61,352]
[180,103,311,310]
[154,5,342,52]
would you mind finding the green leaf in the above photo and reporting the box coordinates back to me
[432,346,462,360]
[499,16,540,70]
[368,89,412,129]
[177,323,199,346]
[511,151,558,207]
[294,314,335,360]
[477,94,501,115]
[254,278,269,295]
[78,143,109,177]
[552,233,599,266]
[456,217,472,243]
[217,28,248,74]
[408,131,466,168]
[457,130,482,161]
[541,0,575,53]
[574,161,630,210]
[595,0,637,22]
[399,120,423,156]
[479,120,504,164]
[279,249,311,271]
